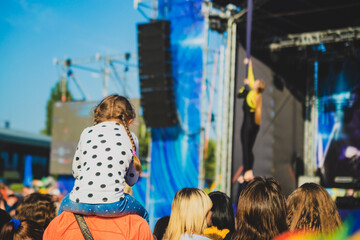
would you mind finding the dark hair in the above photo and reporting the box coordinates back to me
[0,209,11,232]
[153,216,170,240]
[208,191,235,233]
[93,94,141,172]
[0,219,43,240]
[287,182,341,233]
[232,177,288,240]
[15,193,56,229]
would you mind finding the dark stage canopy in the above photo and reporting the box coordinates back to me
[212,0,360,103]
[213,0,360,37]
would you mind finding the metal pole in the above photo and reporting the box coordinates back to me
[221,8,246,193]
[221,20,232,193]
[153,0,158,20]
[226,22,237,196]
[303,61,318,178]
[103,68,109,97]
[199,2,210,189]
[60,72,67,102]
[303,92,312,175]
[215,45,225,189]
[311,61,319,176]
[145,135,152,212]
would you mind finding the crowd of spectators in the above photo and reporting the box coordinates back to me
[0,176,355,239]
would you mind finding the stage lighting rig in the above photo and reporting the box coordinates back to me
[269,26,360,51]
[202,1,241,34]
[209,15,227,34]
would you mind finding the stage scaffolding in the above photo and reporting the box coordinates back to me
[200,1,247,195]
[53,53,137,101]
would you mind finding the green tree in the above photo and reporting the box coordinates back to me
[42,80,72,136]
[204,139,216,187]
[138,117,151,162]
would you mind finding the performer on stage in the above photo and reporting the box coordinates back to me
[237,59,266,183]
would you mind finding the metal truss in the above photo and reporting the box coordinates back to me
[54,53,137,101]
[133,0,158,20]
[270,26,360,51]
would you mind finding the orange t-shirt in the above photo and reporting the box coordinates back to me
[43,211,153,240]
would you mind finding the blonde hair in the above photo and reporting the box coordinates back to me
[93,95,141,172]
[256,79,266,93]
[287,183,341,233]
[163,188,213,240]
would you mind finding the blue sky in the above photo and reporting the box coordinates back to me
[0,0,147,134]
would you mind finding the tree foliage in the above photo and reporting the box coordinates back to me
[42,81,72,136]
[138,117,151,159]
[204,139,216,185]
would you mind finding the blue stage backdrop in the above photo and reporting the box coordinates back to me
[133,0,204,228]
[316,57,360,188]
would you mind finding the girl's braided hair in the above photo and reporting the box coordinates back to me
[93,94,141,172]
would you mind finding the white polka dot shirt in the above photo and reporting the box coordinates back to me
[69,121,139,204]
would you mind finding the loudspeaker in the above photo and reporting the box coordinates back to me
[138,21,178,128]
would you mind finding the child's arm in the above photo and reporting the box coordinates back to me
[125,162,139,186]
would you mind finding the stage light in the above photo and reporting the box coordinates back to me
[209,16,227,34]
[65,59,72,67]
[125,52,131,61]
[345,146,360,159]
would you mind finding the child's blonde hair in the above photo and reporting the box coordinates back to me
[93,95,141,173]
[163,188,212,240]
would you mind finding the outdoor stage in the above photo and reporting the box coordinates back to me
[45,0,360,228]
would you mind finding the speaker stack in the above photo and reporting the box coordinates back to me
[137,21,178,128]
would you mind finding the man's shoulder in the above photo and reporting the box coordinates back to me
[44,212,152,240]
[85,213,148,226]
[52,211,147,224]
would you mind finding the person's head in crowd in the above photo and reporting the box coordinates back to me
[153,216,170,240]
[0,219,43,240]
[0,209,11,232]
[93,94,141,172]
[15,192,57,229]
[164,188,213,240]
[287,182,341,233]
[232,177,288,240]
[204,191,234,240]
